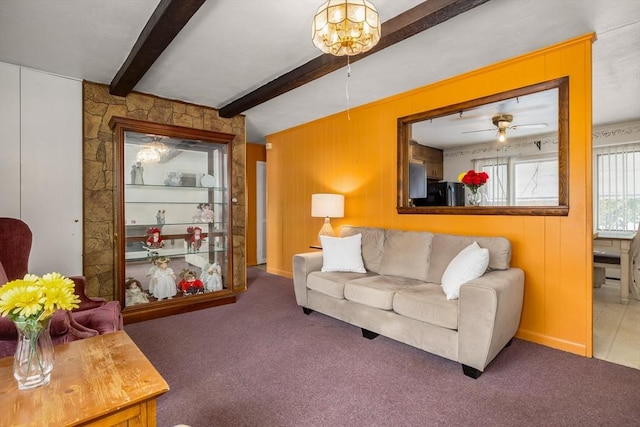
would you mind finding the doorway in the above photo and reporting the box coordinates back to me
[256,161,266,265]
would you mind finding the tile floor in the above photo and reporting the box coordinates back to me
[593,279,640,370]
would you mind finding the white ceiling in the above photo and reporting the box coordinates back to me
[412,87,559,148]
[1,0,638,143]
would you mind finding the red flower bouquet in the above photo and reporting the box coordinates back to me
[460,170,489,193]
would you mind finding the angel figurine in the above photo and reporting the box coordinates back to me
[201,203,214,223]
[201,262,223,292]
[149,256,176,300]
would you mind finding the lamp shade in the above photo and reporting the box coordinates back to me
[312,0,381,56]
[311,194,344,218]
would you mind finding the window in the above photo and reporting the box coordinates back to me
[595,143,640,232]
[513,156,558,206]
[477,160,508,206]
[475,154,558,206]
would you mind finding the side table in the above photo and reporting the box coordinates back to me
[0,330,169,427]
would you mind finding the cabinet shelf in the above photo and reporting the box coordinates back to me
[126,183,227,191]
[125,230,226,242]
[124,247,228,263]
[124,201,227,205]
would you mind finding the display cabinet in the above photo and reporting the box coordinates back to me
[110,117,236,323]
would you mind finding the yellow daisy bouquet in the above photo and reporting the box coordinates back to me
[0,273,80,389]
[0,273,80,323]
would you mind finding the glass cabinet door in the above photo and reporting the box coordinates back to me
[111,117,236,321]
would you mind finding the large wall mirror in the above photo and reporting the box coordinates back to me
[397,77,569,216]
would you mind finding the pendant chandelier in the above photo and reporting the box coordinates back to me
[135,138,169,163]
[312,0,381,57]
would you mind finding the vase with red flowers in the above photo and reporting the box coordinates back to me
[459,170,489,206]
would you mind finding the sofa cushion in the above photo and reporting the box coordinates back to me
[379,230,433,282]
[427,234,511,283]
[307,271,370,299]
[393,284,459,330]
[344,275,424,310]
[320,234,366,273]
[441,242,490,300]
[340,226,386,273]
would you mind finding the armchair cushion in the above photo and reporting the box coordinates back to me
[0,310,98,358]
[0,262,7,286]
[71,301,123,335]
[70,276,107,311]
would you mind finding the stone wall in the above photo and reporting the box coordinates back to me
[82,81,246,300]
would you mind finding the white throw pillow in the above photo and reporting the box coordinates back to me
[320,234,366,273]
[441,242,489,300]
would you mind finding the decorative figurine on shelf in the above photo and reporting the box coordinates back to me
[164,170,182,186]
[201,262,223,292]
[186,226,203,252]
[146,227,164,249]
[156,210,165,225]
[201,203,214,223]
[178,269,205,296]
[192,203,204,223]
[150,256,176,301]
[131,162,144,185]
[125,278,150,306]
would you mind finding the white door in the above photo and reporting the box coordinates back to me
[20,68,83,276]
[256,161,267,264]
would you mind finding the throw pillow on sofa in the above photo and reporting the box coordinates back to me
[441,241,489,300]
[320,234,366,273]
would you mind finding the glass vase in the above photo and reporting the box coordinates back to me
[13,317,54,390]
[468,189,482,206]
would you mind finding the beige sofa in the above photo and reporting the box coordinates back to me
[292,226,524,378]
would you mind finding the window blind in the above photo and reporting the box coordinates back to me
[595,143,640,232]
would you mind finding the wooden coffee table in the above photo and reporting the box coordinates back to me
[0,330,169,426]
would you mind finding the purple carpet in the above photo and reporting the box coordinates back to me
[125,267,640,427]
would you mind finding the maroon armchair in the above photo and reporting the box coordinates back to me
[0,217,123,358]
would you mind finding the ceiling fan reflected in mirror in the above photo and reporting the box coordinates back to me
[463,114,548,142]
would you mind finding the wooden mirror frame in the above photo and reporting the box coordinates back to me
[397,77,569,216]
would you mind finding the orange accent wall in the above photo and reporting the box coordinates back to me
[246,143,267,266]
[266,34,595,357]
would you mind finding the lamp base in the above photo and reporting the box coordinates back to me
[317,217,335,243]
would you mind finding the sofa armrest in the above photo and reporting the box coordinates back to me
[292,252,324,307]
[457,268,524,372]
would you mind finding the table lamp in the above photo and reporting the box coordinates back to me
[311,193,344,241]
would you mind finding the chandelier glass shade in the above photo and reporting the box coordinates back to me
[135,139,169,163]
[312,0,381,56]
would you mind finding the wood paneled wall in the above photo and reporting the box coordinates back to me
[265,34,595,356]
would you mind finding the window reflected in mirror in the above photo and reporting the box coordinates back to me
[397,78,569,216]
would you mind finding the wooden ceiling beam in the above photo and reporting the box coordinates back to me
[219,0,491,118]
[109,0,207,97]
